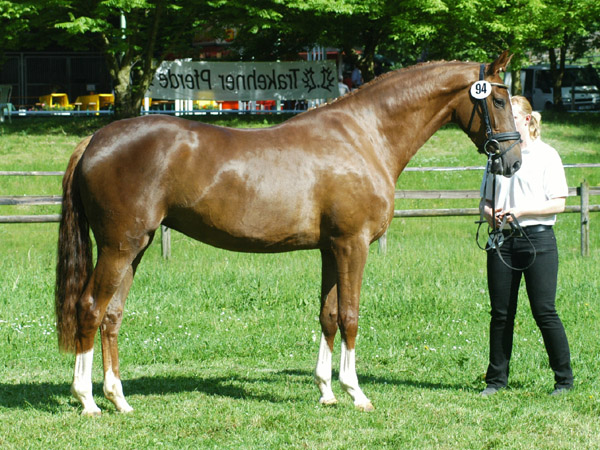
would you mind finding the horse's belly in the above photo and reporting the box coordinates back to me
[165,206,320,253]
[164,184,322,252]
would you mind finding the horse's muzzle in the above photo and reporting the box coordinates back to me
[489,153,521,177]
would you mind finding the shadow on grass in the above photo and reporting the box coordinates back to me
[0,368,474,413]
[0,381,68,413]
[280,368,473,393]
[0,374,287,412]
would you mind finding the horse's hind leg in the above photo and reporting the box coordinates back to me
[100,244,151,413]
[100,265,134,412]
[71,235,150,416]
[315,249,339,405]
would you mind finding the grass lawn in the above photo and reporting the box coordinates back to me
[0,113,599,449]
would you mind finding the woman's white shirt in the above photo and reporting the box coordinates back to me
[481,139,568,227]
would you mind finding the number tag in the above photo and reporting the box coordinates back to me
[470,80,491,99]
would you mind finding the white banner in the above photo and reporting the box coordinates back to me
[147,60,338,101]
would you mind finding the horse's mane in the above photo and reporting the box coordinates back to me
[303,59,469,113]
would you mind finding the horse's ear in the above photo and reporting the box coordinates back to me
[487,50,513,75]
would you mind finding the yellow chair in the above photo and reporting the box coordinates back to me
[194,100,217,110]
[75,94,114,112]
[39,93,70,108]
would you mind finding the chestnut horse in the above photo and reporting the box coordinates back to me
[56,52,521,415]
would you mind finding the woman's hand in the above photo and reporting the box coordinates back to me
[480,200,498,228]
[480,197,565,228]
[496,208,521,225]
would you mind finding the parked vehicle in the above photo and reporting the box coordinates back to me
[521,65,600,111]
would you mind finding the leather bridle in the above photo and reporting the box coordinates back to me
[467,64,521,159]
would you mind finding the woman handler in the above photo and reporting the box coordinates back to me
[479,96,573,396]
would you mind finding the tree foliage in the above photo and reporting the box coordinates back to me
[523,0,600,105]
[1,0,598,117]
[0,1,38,47]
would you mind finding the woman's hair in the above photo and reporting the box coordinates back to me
[511,95,541,140]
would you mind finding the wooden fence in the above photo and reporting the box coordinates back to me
[377,182,599,256]
[2,168,598,257]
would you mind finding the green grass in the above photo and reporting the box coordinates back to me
[0,114,599,449]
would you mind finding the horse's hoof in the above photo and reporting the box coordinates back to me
[319,397,338,406]
[81,409,102,417]
[355,401,375,412]
[116,404,134,414]
[109,397,134,413]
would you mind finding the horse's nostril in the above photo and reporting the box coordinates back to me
[512,160,521,173]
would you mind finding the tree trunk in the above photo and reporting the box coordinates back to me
[359,24,383,82]
[112,64,136,120]
[103,2,163,120]
[549,44,568,109]
[511,69,522,95]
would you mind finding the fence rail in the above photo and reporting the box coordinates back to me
[0,195,62,206]
[379,182,598,257]
[392,187,600,217]
[2,169,598,257]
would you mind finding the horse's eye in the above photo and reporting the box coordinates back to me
[493,97,505,108]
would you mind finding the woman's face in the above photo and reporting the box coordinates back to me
[512,104,531,143]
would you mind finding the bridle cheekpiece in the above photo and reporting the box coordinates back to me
[467,64,521,160]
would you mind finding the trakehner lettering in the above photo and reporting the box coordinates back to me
[156,68,301,91]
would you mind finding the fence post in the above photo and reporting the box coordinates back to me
[378,230,387,254]
[580,180,589,257]
[161,225,171,259]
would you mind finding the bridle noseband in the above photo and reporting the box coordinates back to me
[467,64,521,160]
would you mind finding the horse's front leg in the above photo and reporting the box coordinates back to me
[315,249,338,406]
[333,236,374,411]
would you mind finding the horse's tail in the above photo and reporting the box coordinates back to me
[55,135,93,353]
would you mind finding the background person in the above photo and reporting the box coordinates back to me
[351,66,363,88]
[338,75,350,96]
[479,95,573,397]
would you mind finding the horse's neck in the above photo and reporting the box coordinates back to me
[355,63,473,182]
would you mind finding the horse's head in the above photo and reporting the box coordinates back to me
[455,51,522,177]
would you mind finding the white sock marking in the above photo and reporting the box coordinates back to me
[314,333,336,404]
[71,350,101,415]
[104,368,133,413]
[339,340,370,407]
